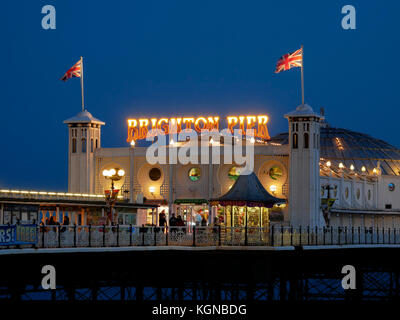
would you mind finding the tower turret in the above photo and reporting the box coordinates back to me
[285,104,324,227]
[64,110,105,193]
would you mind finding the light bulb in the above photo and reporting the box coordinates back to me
[339,163,344,169]
[270,185,277,192]
[102,169,109,177]
[109,168,116,176]
[118,169,125,177]
[350,164,354,171]
[326,161,331,167]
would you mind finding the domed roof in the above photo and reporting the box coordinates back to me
[270,127,400,176]
[63,109,105,125]
[284,103,323,118]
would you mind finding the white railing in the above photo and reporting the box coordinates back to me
[3,225,400,248]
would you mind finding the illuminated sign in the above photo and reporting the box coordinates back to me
[127,115,270,142]
[0,224,37,246]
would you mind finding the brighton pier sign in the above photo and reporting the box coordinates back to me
[127,115,270,142]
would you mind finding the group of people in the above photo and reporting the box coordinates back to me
[40,215,70,232]
[168,213,186,227]
[158,210,208,227]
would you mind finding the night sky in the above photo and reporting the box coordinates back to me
[1,0,398,191]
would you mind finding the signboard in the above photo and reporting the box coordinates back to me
[0,224,37,246]
[127,115,270,142]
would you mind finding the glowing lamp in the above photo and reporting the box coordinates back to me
[270,185,277,193]
[250,137,255,144]
[350,164,355,171]
[326,161,331,167]
[102,169,110,177]
[149,186,156,194]
[130,140,135,146]
[118,169,125,177]
[210,138,214,144]
[361,166,366,172]
[373,168,377,174]
[339,163,344,169]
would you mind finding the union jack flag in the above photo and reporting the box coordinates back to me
[60,59,82,81]
[275,48,303,73]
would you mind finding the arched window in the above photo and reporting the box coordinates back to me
[72,138,76,153]
[82,138,86,153]
[304,132,309,149]
[293,133,298,149]
[95,139,98,149]
[90,139,94,153]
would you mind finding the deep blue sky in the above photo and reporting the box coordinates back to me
[1,0,398,191]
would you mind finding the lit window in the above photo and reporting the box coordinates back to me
[188,168,201,182]
[149,167,162,181]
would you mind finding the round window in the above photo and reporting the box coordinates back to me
[345,187,349,199]
[356,188,360,199]
[149,167,162,181]
[188,167,201,182]
[269,166,283,181]
[389,183,395,192]
[228,167,241,181]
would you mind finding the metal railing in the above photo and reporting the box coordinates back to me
[3,225,400,249]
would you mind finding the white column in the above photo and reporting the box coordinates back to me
[129,147,135,203]
[208,163,213,223]
[169,164,174,214]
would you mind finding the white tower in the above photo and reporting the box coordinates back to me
[285,104,324,227]
[64,110,105,194]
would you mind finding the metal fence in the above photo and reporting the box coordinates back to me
[3,225,400,248]
[37,225,400,248]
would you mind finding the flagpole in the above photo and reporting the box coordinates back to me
[80,56,85,111]
[301,45,304,105]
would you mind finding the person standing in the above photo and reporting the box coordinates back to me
[159,211,167,227]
